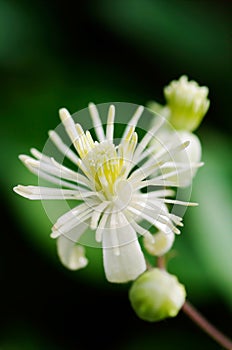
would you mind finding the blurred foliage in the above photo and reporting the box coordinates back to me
[1,0,231,349]
[190,130,232,307]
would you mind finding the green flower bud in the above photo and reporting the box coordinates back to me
[164,75,210,131]
[129,268,186,322]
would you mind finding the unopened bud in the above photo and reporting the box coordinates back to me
[164,75,210,131]
[129,268,186,322]
[143,231,175,256]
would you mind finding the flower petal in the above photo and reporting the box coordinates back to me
[51,205,92,238]
[106,105,115,142]
[122,105,144,139]
[167,131,202,186]
[88,103,105,142]
[102,213,146,283]
[57,224,88,270]
[13,185,96,200]
[48,130,80,164]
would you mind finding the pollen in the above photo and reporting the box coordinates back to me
[83,141,124,197]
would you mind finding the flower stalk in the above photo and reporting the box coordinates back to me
[157,257,232,349]
[182,301,232,350]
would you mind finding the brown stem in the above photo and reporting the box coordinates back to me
[182,300,232,350]
[154,257,232,349]
[157,256,166,270]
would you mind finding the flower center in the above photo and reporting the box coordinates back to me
[82,140,124,198]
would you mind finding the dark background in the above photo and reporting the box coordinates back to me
[1,0,232,349]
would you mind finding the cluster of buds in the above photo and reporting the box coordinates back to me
[129,75,210,322]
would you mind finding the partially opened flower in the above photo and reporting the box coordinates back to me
[164,75,210,132]
[148,75,210,132]
[13,103,200,283]
[147,76,208,187]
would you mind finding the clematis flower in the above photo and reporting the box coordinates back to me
[13,103,200,283]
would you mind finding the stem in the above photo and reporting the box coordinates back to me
[182,300,232,349]
[156,257,232,349]
[156,256,166,269]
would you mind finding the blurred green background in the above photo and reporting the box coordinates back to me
[1,0,231,349]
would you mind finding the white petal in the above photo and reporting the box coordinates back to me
[88,103,105,142]
[136,189,175,199]
[95,211,110,242]
[48,130,80,164]
[128,139,191,185]
[133,116,164,162]
[59,108,80,152]
[20,154,91,188]
[169,131,202,186]
[102,213,146,283]
[30,148,52,163]
[51,208,92,238]
[127,204,176,234]
[122,105,144,139]
[134,179,178,190]
[148,129,202,187]
[90,201,110,230]
[51,203,87,232]
[163,198,198,206]
[13,185,96,200]
[150,162,202,187]
[106,105,115,142]
[18,156,80,190]
[130,220,151,237]
[57,223,88,270]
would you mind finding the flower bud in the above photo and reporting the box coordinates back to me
[129,268,186,322]
[164,75,210,131]
[168,130,202,186]
[143,231,175,256]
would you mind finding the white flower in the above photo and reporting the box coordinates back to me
[149,128,203,187]
[142,130,202,255]
[13,103,199,283]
